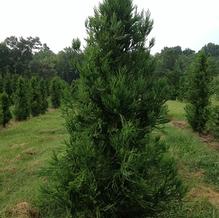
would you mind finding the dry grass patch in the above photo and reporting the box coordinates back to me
[6,202,39,218]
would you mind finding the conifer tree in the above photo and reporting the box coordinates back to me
[0,74,3,93]
[39,79,48,114]
[14,77,30,121]
[0,92,12,127]
[185,51,212,133]
[30,77,42,116]
[0,100,2,126]
[40,1,184,217]
[208,106,219,138]
[3,73,13,104]
[50,77,62,108]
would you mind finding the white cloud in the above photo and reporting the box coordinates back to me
[0,0,218,53]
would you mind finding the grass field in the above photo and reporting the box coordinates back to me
[0,102,219,217]
[0,109,67,217]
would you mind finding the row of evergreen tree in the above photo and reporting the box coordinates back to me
[0,76,65,127]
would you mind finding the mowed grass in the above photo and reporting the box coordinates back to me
[166,100,186,121]
[0,109,67,217]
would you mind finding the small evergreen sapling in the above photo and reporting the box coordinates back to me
[50,77,62,108]
[0,74,3,93]
[14,77,30,121]
[30,77,42,116]
[0,92,12,127]
[4,73,13,103]
[208,106,219,138]
[39,79,48,114]
[185,52,212,133]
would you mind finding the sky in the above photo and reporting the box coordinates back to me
[0,0,219,54]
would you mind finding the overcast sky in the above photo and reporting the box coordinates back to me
[0,0,219,53]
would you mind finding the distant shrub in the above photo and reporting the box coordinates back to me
[208,106,219,138]
[0,92,12,127]
[30,77,42,117]
[39,79,48,114]
[14,77,30,121]
[50,77,62,108]
[185,52,212,133]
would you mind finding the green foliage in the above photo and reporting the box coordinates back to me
[39,1,185,217]
[208,105,219,138]
[212,75,219,99]
[14,77,30,121]
[5,36,43,75]
[0,92,12,127]
[0,74,3,93]
[56,45,81,83]
[39,79,48,114]
[3,73,13,100]
[50,77,62,108]
[30,77,42,117]
[185,52,212,133]
[203,42,219,57]
[154,46,195,100]
[29,45,57,79]
[72,38,81,51]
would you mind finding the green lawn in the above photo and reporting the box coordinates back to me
[0,102,219,217]
[166,100,186,121]
[0,109,67,217]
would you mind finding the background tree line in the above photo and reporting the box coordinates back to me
[154,43,219,100]
[0,36,82,83]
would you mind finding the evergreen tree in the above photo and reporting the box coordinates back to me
[14,77,30,120]
[39,79,48,114]
[39,1,184,217]
[0,100,2,126]
[208,106,219,138]
[30,77,42,116]
[0,92,12,127]
[0,74,3,93]
[3,73,13,103]
[185,52,212,133]
[50,77,62,108]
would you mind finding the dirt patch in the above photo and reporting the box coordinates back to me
[199,133,214,144]
[48,108,56,113]
[208,142,219,151]
[188,185,219,207]
[7,202,39,218]
[178,165,204,183]
[23,148,37,156]
[171,120,188,129]
[198,133,219,151]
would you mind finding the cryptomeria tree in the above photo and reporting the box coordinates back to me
[0,92,12,127]
[14,77,30,120]
[40,0,184,217]
[39,79,48,114]
[50,77,62,108]
[0,74,3,93]
[4,73,13,103]
[185,51,212,133]
[30,77,42,116]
